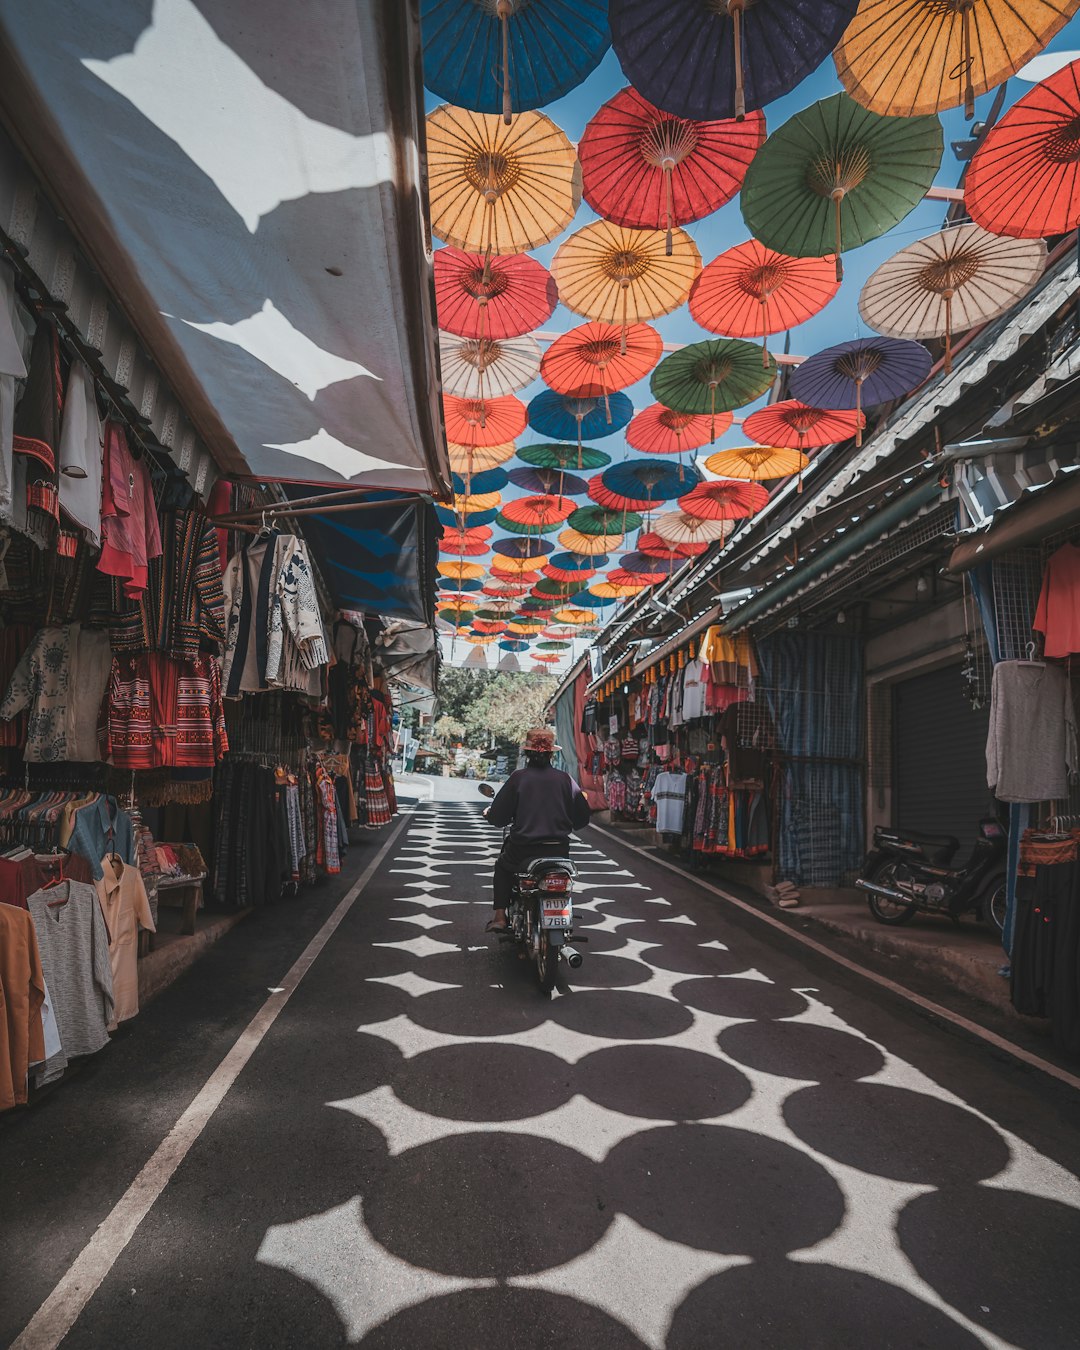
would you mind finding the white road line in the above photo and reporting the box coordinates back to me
[12,813,410,1350]
[590,824,1080,1095]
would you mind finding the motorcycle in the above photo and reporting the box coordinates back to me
[478,782,585,993]
[855,815,1007,934]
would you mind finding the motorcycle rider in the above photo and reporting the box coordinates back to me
[484,727,591,933]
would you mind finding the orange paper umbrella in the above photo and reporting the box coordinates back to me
[679,479,768,520]
[967,57,1080,240]
[426,105,581,261]
[609,566,664,586]
[439,532,492,556]
[483,582,529,597]
[590,579,647,599]
[443,394,527,448]
[551,221,701,349]
[689,240,839,366]
[638,530,708,558]
[743,400,864,451]
[652,511,733,546]
[434,248,559,341]
[555,607,600,625]
[579,87,765,253]
[499,494,576,528]
[438,560,486,581]
[541,321,663,398]
[472,620,508,635]
[558,526,625,555]
[703,445,808,481]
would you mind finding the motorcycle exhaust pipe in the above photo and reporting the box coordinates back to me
[561,946,583,969]
[855,878,912,904]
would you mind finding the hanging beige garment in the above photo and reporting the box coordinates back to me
[95,854,155,1028]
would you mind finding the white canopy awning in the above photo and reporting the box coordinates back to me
[0,0,450,495]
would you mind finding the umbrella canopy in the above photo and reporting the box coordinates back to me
[435,248,559,341]
[859,224,1046,373]
[590,579,647,598]
[835,0,1079,120]
[507,465,589,496]
[426,105,581,257]
[532,653,563,664]
[533,577,590,596]
[437,560,486,581]
[619,551,684,576]
[500,638,532,651]
[498,494,576,531]
[440,527,493,556]
[450,489,503,514]
[789,336,933,444]
[436,504,499,528]
[551,222,701,344]
[527,389,634,446]
[650,338,777,440]
[543,558,598,582]
[548,550,608,573]
[579,86,765,252]
[438,580,482,596]
[966,57,1080,240]
[543,626,580,640]
[704,445,809,487]
[626,402,729,456]
[520,594,560,609]
[610,0,861,122]
[540,321,663,396]
[443,394,528,448]
[638,530,709,558]
[491,536,555,558]
[471,619,508,635]
[599,458,702,509]
[555,607,600,625]
[586,472,656,513]
[507,615,546,631]
[743,400,865,450]
[680,478,768,520]
[568,504,644,535]
[448,440,517,473]
[537,640,573,650]
[421,0,610,122]
[558,526,625,555]
[518,441,612,471]
[741,93,943,282]
[653,511,734,545]
[484,582,530,597]
[450,467,509,495]
[689,240,840,365]
[491,554,545,575]
[439,332,541,401]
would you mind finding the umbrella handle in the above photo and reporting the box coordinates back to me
[962,2,974,120]
[855,377,863,447]
[832,192,844,283]
[728,0,746,122]
[498,0,513,125]
[761,297,769,368]
[664,166,674,257]
[944,290,953,374]
[620,283,629,357]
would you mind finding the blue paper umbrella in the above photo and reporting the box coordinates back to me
[422,0,610,119]
[789,336,932,444]
[491,536,555,559]
[451,466,509,495]
[499,638,532,651]
[620,550,684,576]
[436,504,499,528]
[508,465,589,496]
[548,550,609,573]
[599,458,701,509]
[527,390,634,448]
[609,0,859,122]
[560,589,608,607]
[438,576,483,591]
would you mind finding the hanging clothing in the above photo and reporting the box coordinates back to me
[986,661,1078,804]
[68,796,136,881]
[681,660,707,721]
[0,260,26,525]
[0,902,45,1111]
[0,851,94,910]
[94,854,155,1027]
[57,360,103,548]
[653,771,687,834]
[0,624,33,749]
[107,653,229,770]
[0,623,112,762]
[1034,543,1080,659]
[28,880,114,1059]
[97,420,163,600]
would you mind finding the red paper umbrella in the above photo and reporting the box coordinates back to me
[689,240,840,365]
[439,536,490,556]
[491,568,542,586]
[540,321,662,398]
[499,494,575,528]
[532,653,562,663]
[579,87,766,253]
[542,560,597,583]
[679,479,768,520]
[586,473,655,513]
[434,247,559,340]
[472,620,507,635]
[637,530,708,558]
[742,400,865,451]
[609,566,663,586]
[966,58,1080,241]
[482,583,529,598]
[442,394,527,448]
[626,401,729,456]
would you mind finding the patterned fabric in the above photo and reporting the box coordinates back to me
[315,764,340,873]
[0,623,111,762]
[364,760,392,828]
[97,420,163,600]
[107,654,228,769]
[285,782,306,879]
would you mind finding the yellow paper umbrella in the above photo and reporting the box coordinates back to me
[452,490,503,513]
[835,0,1080,120]
[703,445,809,481]
[590,579,647,599]
[427,105,581,263]
[555,607,600,625]
[489,553,547,574]
[552,220,701,352]
[448,441,517,475]
[557,527,624,555]
[437,560,486,581]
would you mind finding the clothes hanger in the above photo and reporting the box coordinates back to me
[1015,640,1046,669]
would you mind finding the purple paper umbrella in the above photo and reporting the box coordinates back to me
[789,336,932,446]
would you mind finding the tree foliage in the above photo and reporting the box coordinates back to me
[434,668,557,755]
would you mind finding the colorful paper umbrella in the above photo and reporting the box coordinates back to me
[426,106,581,259]
[835,0,1078,120]
[789,337,932,445]
[555,608,599,625]
[497,495,576,533]
[508,617,546,633]
[568,504,643,536]
[450,467,509,495]
[548,550,608,573]
[651,338,776,441]
[586,473,655,513]
[540,322,663,398]
[610,0,861,122]
[520,595,560,609]
[438,560,486,581]
[527,389,634,452]
[559,590,608,608]
[443,394,527,448]
[483,583,529,597]
[507,466,589,496]
[858,224,1046,373]
[435,249,558,341]
[472,620,508,635]
[679,479,768,520]
[475,600,516,616]
[600,459,701,510]
[618,551,682,576]
[537,640,573,650]
[438,582,482,600]
[689,240,839,366]
[579,87,765,253]
[500,639,532,650]
[742,400,865,452]
[703,445,809,482]
[591,579,646,599]
[451,489,503,514]
[421,0,609,123]
[448,441,517,474]
[436,504,499,528]
[439,332,541,401]
[741,93,943,282]
[558,527,624,556]
[517,441,612,472]
[626,402,729,461]
[533,577,590,597]
[966,57,1080,240]
[543,559,598,583]
[543,626,580,640]
[491,553,544,574]
[551,222,700,345]
[638,530,708,558]
[492,536,555,558]
[439,531,492,557]
[653,511,732,545]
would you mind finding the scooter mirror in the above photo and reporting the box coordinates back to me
[477,782,496,798]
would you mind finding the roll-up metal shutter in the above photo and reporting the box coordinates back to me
[892,664,993,843]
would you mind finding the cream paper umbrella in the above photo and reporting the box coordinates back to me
[439,332,542,401]
[652,511,734,546]
[448,441,517,474]
[859,224,1046,374]
[557,526,624,555]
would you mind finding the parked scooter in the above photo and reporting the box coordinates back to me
[856,815,1007,934]
[478,782,584,993]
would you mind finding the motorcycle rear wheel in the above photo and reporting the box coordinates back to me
[535,920,559,994]
[981,875,1007,936]
[866,861,918,926]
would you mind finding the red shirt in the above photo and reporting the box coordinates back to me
[1034,543,1080,659]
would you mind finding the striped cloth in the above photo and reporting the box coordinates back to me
[107,654,229,769]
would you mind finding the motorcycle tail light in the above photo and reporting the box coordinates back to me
[540,874,569,893]
[519,877,537,891]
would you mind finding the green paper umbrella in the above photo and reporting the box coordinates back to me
[650,339,776,442]
[518,441,613,472]
[533,577,590,597]
[493,509,566,535]
[508,614,546,630]
[567,504,643,535]
[741,92,943,283]
[537,640,572,650]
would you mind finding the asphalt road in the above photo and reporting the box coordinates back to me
[2,795,1080,1349]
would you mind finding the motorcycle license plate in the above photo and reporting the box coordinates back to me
[541,901,572,929]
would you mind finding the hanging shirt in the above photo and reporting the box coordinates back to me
[0,623,112,761]
[681,659,707,721]
[68,796,136,881]
[95,855,156,1027]
[58,360,104,547]
[27,880,114,1059]
[97,420,163,599]
[0,903,45,1111]
[106,653,229,770]
[1033,543,1080,659]
[986,661,1079,803]
[653,771,687,834]
[0,852,94,910]
[0,259,26,525]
